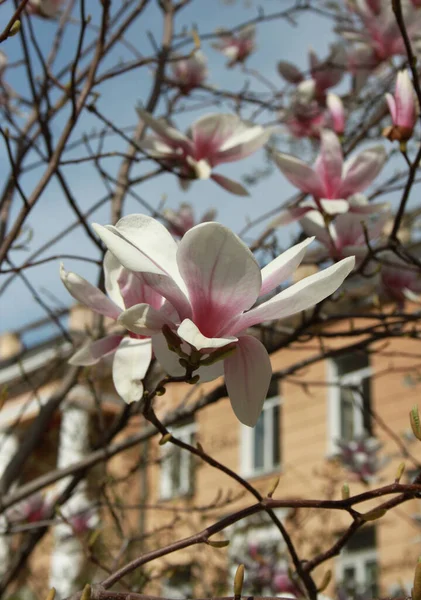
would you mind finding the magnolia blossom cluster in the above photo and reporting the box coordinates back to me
[278,46,346,138]
[136,109,272,196]
[273,129,387,219]
[62,214,354,427]
[240,542,303,597]
[26,0,64,18]
[335,436,385,484]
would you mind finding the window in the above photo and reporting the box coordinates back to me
[327,353,372,455]
[241,380,281,477]
[337,527,378,600]
[160,420,196,500]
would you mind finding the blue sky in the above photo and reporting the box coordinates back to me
[0,0,337,343]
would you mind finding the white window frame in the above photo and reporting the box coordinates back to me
[241,395,282,478]
[336,547,378,597]
[160,421,196,500]
[327,359,372,455]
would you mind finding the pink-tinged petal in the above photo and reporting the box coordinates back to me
[326,93,345,134]
[272,152,324,197]
[118,303,175,336]
[395,70,416,127]
[177,319,237,351]
[224,335,272,427]
[211,173,249,196]
[136,107,192,151]
[112,337,152,403]
[385,93,397,122]
[299,212,332,247]
[215,126,272,164]
[233,257,355,331]
[277,60,303,84]
[191,114,242,161]
[319,199,350,214]
[137,136,178,159]
[270,204,317,227]
[119,271,164,310]
[340,145,386,197]
[60,264,121,320]
[177,222,261,338]
[152,332,224,382]
[259,237,315,297]
[142,272,192,321]
[314,130,344,198]
[69,335,123,366]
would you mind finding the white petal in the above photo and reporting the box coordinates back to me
[60,264,121,320]
[118,303,174,336]
[259,237,314,297]
[224,335,272,427]
[319,199,350,214]
[103,251,125,309]
[177,319,237,351]
[234,257,355,330]
[69,335,123,366]
[112,337,152,403]
[211,173,249,196]
[136,107,191,148]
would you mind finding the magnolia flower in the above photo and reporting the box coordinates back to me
[163,203,217,238]
[60,507,98,540]
[380,254,421,303]
[308,45,345,98]
[384,70,417,143]
[336,436,385,484]
[137,109,272,196]
[326,93,345,135]
[26,0,64,18]
[272,571,303,598]
[60,253,165,403]
[8,493,50,524]
[212,25,255,67]
[273,129,387,215]
[284,80,326,139]
[169,51,208,94]
[278,45,344,99]
[93,214,354,427]
[272,194,388,229]
[340,0,421,67]
[299,208,388,262]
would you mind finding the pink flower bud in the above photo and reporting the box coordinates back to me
[384,70,417,142]
[326,93,346,135]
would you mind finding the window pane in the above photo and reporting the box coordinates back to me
[340,388,355,440]
[343,566,356,593]
[364,559,378,598]
[272,405,281,467]
[336,353,369,376]
[170,447,182,493]
[253,413,265,470]
[362,377,372,435]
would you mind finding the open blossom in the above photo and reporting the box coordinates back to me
[8,493,50,524]
[299,206,388,262]
[336,436,385,484]
[384,70,418,143]
[340,1,421,74]
[137,109,272,196]
[93,214,354,427]
[163,203,216,238]
[169,51,208,94]
[60,253,166,403]
[278,45,345,99]
[26,0,64,18]
[380,254,421,303]
[284,80,326,139]
[212,25,255,67]
[273,129,387,215]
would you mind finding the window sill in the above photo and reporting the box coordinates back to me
[242,465,282,481]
